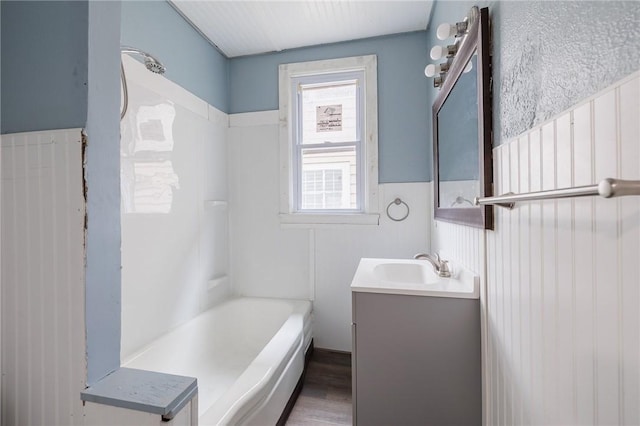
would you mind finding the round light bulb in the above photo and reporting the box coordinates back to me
[425,64,448,78]
[437,23,456,40]
[463,60,473,74]
[430,45,445,60]
[424,64,437,78]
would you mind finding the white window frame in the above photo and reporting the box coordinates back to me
[278,55,379,226]
[292,72,362,213]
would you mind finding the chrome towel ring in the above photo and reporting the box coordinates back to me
[386,198,410,222]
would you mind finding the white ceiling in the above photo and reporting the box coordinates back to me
[170,1,434,58]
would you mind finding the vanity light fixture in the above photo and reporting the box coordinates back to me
[425,7,479,89]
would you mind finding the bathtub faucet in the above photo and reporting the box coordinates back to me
[413,253,451,278]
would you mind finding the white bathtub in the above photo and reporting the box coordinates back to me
[122,297,313,425]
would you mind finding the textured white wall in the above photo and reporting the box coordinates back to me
[433,72,640,425]
[228,111,431,351]
[492,1,640,143]
[427,1,640,146]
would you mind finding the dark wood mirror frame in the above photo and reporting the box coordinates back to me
[433,6,493,229]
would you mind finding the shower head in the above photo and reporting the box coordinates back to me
[144,58,166,74]
[121,46,166,75]
[120,45,167,120]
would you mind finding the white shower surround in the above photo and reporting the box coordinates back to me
[120,55,230,359]
[118,55,318,425]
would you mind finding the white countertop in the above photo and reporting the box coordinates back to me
[350,258,479,299]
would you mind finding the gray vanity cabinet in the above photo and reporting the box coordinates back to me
[351,291,481,426]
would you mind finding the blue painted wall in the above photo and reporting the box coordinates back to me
[1,0,123,386]
[121,1,229,113]
[4,0,639,174]
[85,1,122,386]
[229,32,432,183]
[427,1,640,148]
[1,1,88,134]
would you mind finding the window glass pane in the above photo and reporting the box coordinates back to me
[300,146,357,210]
[300,81,357,144]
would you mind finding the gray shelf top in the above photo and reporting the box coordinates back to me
[81,367,198,419]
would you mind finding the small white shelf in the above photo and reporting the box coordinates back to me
[203,200,228,211]
[207,275,229,291]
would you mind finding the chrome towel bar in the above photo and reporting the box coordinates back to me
[474,178,640,209]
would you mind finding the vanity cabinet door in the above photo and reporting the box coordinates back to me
[352,292,481,426]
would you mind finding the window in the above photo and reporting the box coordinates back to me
[279,55,379,225]
[302,162,351,209]
[294,75,359,211]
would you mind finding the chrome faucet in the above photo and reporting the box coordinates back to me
[413,253,451,278]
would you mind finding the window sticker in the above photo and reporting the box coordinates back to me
[316,104,343,132]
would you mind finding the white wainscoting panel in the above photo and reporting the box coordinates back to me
[0,121,2,422]
[1,129,86,426]
[432,71,639,425]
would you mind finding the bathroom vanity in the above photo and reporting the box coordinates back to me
[351,258,481,426]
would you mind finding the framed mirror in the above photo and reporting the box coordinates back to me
[433,7,493,229]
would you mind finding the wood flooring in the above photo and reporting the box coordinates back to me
[285,348,353,425]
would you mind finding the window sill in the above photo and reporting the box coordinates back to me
[279,213,380,228]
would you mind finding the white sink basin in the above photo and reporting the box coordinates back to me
[372,262,439,285]
[351,258,479,299]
